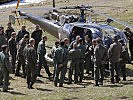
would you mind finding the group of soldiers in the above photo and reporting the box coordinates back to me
[0,22,132,92]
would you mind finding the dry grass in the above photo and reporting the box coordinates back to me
[0,0,133,99]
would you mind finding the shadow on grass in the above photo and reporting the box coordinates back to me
[10,91,26,95]
[126,68,133,77]
[102,84,123,88]
[63,86,85,89]
[36,80,44,83]
[77,81,93,87]
[0,91,26,95]
[120,81,133,85]
[63,97,79,100]
[37,88,53,92]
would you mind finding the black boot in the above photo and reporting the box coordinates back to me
[95,80,99,86]
[111,78,115,84]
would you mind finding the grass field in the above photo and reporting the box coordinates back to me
[0,0,133,100]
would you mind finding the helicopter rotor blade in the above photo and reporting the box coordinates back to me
[92,10,133,29]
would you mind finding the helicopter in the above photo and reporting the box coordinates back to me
[9,0,133,45]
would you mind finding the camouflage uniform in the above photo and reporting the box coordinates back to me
[0,51,12,92]
[54,45,69,86]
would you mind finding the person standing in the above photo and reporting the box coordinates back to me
[37,36,52,77]
[54,41,69,87]
[0,45,12,92]
[94,38,107,86]
[8,32,17,74]
[68,42,80,84]
[89,39,97,78]
[5,22,15,41]
[119,39,129,81]
[16,25,29,43]
[0,27,7,52]
[15,34,29,77]
[51,41,60,77]
[108,35,122,84]
[24,38,37,89]
[84,35,92,74]
[77,38,86,82]
[31,25,43,52]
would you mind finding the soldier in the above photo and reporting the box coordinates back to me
[64,38,69,49]
[0,27,7,86]
[68,42,80,84]
[94,38,107,86]
[129,34,133,61]
[51,41,60,77]
[0,45,12,92]
[68,35,80,51]
[69,28,77,43]
[24,38,37,89]
[0,27,7,52]
[54,41,69,87]
[16,25,29,43]
[108,35,122,84]
[31,25,43,52]
[5,22,15,40]
[37,36,52,77]
[123,27,133,60]
[119,39,129,81]
[15,34,29,77]
[89,39,97,78]
[8,32,17,74]
[77,38,86,82]
[84,35,92,74]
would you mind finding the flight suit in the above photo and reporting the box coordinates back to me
[31,29,42,52]
[119,46,129,81]
[0,34,6,52]
[51,45,59,77]
[68,48,80,83]
[5,27,15,40]
[8,37,17,73]
[37,40,51,76]
[94,44,107,85]
[89,45,95,78]
[16,38,27,76]
[84,41,92,74]
[129,34,133,60]
[108,42,122,83]
[0,51,12,92]
[24,44,37,88]
[54,46,69,86]
[77,44,86,82]
[16,30,29,43]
